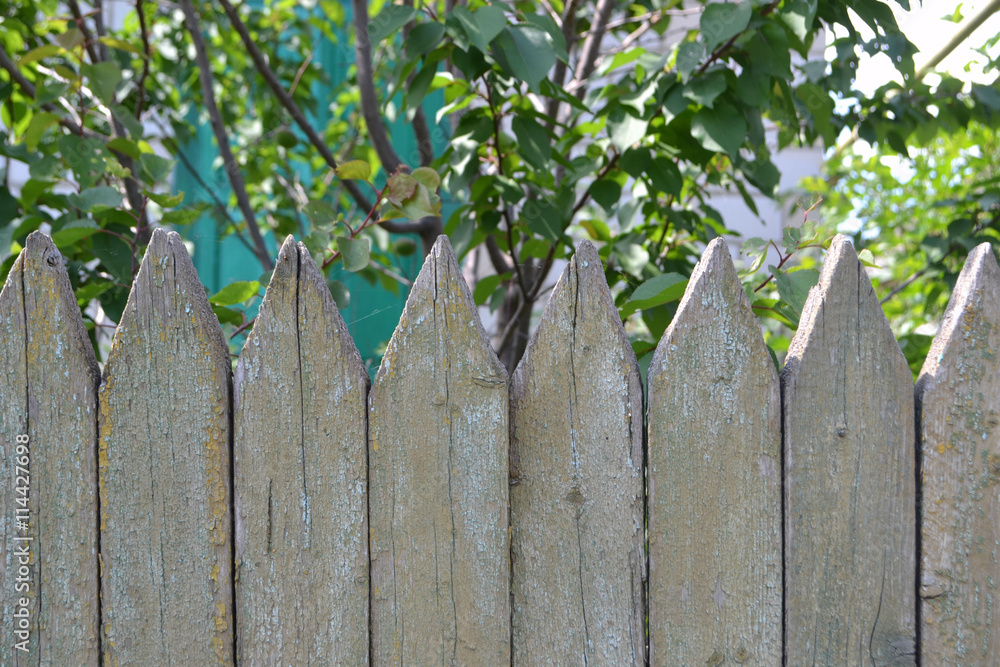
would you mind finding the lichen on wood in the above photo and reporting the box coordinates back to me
[510,240,645,665]
[234,236,369,664]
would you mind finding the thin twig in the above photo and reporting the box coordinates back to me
[180,0,273,270]
[368,260,413,288]
[67,0,102,64]
[216,0,374,212]
[135,0,151,119]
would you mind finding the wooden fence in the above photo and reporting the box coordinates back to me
[0,227,997,665]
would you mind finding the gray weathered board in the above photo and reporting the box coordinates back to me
[782,234,916,664]
[369,236,510,664]
[917,242,1000,663]
[99,229,234,664]
[234,236,369,664]
[510,241,645,665]
[647,237,782,665]
[0,233,101,664]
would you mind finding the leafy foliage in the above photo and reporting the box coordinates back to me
[0,0,997,370]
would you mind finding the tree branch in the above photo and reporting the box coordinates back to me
[67,0,102,64]
[134,0,152,119]
[180,0,273,270]
[571,0,615,95]
[216,0,374,212]
[352,0,402,173]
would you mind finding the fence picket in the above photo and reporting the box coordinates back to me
[647,237,781,664]
[782,234,916,664]
[369,236,509,665]
[98,229,233,664]
[0,233,101,663]
[510,240,645,665]
[233,236,369,664]
[917,242,1000,663]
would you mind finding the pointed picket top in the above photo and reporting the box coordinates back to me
[782,234,916,664]
[916,242,1000,663]
[234,235,368,665]
[509,240,645,665]
[0,233,101,661]
[369,235,510,665]
[100,228,233,665]
[647,237,781,665]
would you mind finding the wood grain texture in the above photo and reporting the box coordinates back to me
[0,240,28,662]
[99,229,233,665]
[0,234,102,665]
[917,242,1000,663]
[234,236,369,665]
[647,237,781,665]
[782,234,916,665]
[369,236,509,665]
[509,240,645,665]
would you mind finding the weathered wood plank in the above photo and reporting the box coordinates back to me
[234,236,368,664]
[0,233,102,665]
[99,228,233,664]
[369,236,509,665]
[0,236,30,663]
[917,242,1000,663]
[510,240,645,665]
[647,237,781,665]
[782,234,916,665]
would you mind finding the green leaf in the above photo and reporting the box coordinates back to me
[473,272,510,305]
[24,112,61,151]
[335,159,372,181]
[146,190,184,208]
[327,279,351,309]
[700,1,753,52]
[406,64,437,111]
[407,22,446,55]
[83,62,122,104]
[209,280,261,306]
[774,267,819,315]
[98,36,141,55]
[474,5,507,46]
[29,155,62,181]
[683,71,726,107]
[337,236,371,272]
[590,179,622,212]
[511,116,552,169]
[368,4,417,43]
[138,153,174,184]
[691,103,746,157]
[303,200,337,226]
[90,232,134,283]
[646,157,682,197]
[492,26,555,90]
[607,107,648,151]
[107,137,140,159]
[75,280,114,305]
[51,218,100,248]
[676,41,705,79]
[212,305,244,326]
[857,248,880,268]
[161,208,203,226]
[411,167,441,190]
[621,273,688,317]
[386,173,418,205]
[18,44,62,66]
[68,186,122,211]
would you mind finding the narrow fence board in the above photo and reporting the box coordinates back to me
[2,233,103,665]
[647,237,782,664]
[782,235,916,664]
[0,237,29,662]
[369,236,509,664]
[917,242,1000,663]
[234,236,369,664]
[99,229,233,664]
[510,241,645,665]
